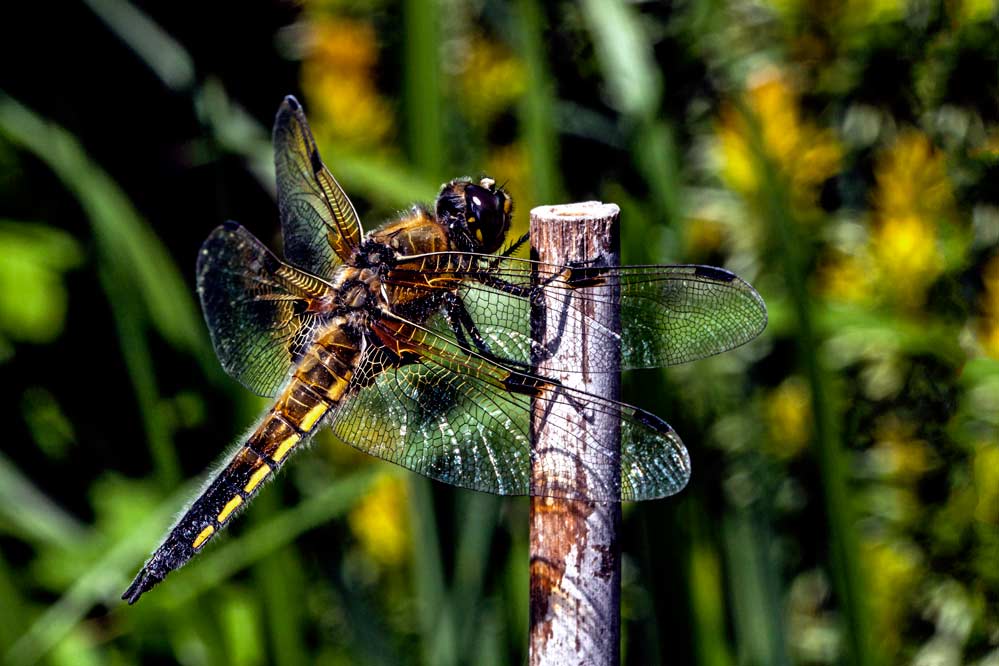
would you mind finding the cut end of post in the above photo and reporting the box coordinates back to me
[531,201,620,222]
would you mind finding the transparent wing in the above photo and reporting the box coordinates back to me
[273,95,362,278]
[196,222,335,397]
[328,315,689,501]
[383,256,768,372]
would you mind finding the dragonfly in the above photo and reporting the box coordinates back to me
[122,95,767,604]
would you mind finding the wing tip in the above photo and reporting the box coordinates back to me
[693,265,738,282]
[282,95,301,112]
[692,264,770,340]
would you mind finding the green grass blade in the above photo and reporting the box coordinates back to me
[5,469,373,665]
[722,509,789,666]
[452,492,500,661]
[0,451,88,549]
[0,94,213,367]
[403,0,444,178]
[407,478,456,666]
[580,0,681,224]
[251,489,308,666]
[4,477,201,666]
[514,0,563,204]
[739,100,878,666]
[686,505,735,666]
[82,0,195,91]
[0,552,26,654]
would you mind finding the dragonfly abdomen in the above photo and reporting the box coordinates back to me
[122,324,362,604]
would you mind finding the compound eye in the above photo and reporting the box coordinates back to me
[465,184,511,253]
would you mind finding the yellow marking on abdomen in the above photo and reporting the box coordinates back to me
[217,495,243,523]
[193,525,215,549]
[244,466,271,493]
[298,403,327,432]
[271,434,301,462]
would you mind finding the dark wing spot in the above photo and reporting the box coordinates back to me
[631,408,670,433]
[222,220,241,231]
[284,95,300,111]
[502,372,557,397]
[565,263,609,288]
[310,149,323,175]
[693,265,736,282]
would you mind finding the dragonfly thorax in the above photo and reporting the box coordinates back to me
[353,239,397,272]
[337,267,386,311]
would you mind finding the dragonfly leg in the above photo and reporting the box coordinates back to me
[443,292,532,371]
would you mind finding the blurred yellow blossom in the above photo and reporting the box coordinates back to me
[841,0,906,28]
[717,69,842,211]
[817,248,875,304]
[970,127,999,158]
[870,130,953,307]
[978,253,999,358]
[973,442,999,524]
[870,214,943,306]
[684,218,727,257]
[764,376,812,458]
[874,130,953,222]
[862,537,923,656]
[348,474,410,567]
[871,414,934,481]
[950,0,998,25]
[301,16,394,148]
[455,36,526,128]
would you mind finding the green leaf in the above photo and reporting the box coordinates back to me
[0,221,82,345]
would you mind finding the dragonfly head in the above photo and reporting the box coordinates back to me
[436,177,512,254]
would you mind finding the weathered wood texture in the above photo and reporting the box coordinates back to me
[529,202,622,666]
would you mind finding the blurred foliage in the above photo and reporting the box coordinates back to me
[1,0,998,665]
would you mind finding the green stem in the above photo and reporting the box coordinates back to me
[408,478,456,666]
[403,0,444,179]
[515,0,563,204]
[741,102,877,666]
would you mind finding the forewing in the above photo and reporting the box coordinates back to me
[328,316,689,501]
[196,222,332,397]
[273,95,362,277]
[383,257,767,372]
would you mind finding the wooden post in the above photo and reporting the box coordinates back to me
[529,202,622,666]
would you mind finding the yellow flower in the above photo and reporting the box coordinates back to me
[300,16,394,148]
[970,127,999,158]
[978,253,999,358]
[869,130,953,307]
[950,0,998,25]
[841,0,906,28]
[817,249,874,304]
[455,36,526,127]
[872,414,934,481]
[871,214,943,306]
[861,537,923,656]
[973,442,999,524]
[717,116,758,193]
[348,474,410,567]
[684,218,727,257]
[717,69,842,210]
[874,130,953,222]
[764,376,812,458]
